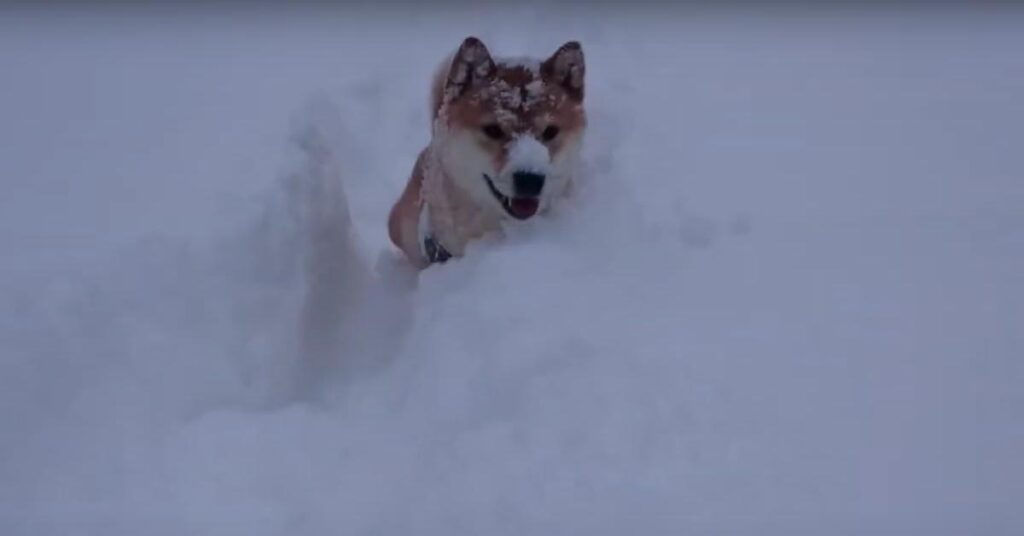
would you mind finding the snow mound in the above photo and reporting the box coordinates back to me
[2,6,1022,535]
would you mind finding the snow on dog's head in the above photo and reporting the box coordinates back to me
[432,37,586,221]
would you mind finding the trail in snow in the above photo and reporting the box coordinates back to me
[1,5,1023,535]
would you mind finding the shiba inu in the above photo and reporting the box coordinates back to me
[388,37,587,268]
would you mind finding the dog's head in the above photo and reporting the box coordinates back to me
[432,37,586,221]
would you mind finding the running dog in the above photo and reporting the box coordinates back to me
[388,37,586,268]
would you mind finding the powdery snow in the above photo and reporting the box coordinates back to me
[1,5,1022,536]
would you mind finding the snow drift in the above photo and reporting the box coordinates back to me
[1,5,1022,535]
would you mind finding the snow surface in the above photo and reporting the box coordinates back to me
[2,4,1023,535]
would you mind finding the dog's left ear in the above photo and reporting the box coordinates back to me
[541,41,585,103]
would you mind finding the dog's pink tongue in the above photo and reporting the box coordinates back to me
[509,198,540,219]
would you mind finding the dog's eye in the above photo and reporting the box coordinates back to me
[541,125,560,142]
[481,123,506,141]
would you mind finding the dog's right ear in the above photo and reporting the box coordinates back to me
[443,37,496,105]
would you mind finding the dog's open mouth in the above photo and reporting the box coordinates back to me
[483,174,540,220]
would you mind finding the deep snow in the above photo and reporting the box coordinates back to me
[1,5,1022,535]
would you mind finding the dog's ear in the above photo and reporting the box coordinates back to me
[541,41,585,103]
[443,37,496,104]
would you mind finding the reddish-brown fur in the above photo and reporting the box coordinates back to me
[389,38,586,268]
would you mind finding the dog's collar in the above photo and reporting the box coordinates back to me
[422,234,452,264]
[418,203,452,265]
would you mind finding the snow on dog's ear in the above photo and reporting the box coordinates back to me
[541,41,585,103]
[443,37,496,105]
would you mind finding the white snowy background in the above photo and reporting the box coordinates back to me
[1,4,1022,535]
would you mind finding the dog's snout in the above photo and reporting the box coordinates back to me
[512,171,545,197]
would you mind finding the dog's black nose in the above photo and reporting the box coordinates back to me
[512,171,545,197]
